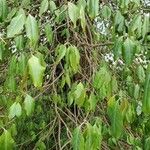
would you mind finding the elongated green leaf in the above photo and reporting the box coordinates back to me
[87,0,99,19]
[28,55,46,87]
[24,94,35,116]
[130,14,142,37]
[45,24,53,44]
[0,130,15,149]
[0,42,5,60]
[7,10,26,37]
[115,11,124,33]
[107,97,123,138]
[39,0,49,16]
[143,65,150,114]
[0,0,8,21]
[113,37,123,60]
[26,14,39,47]
[122,37,135,65]
[80,6,86,32]
[18,53,27,76]
[142,14,149,39]
[9,102,22,119]
[68,2,79,28]
[72,127,85,150]
[137,65,145,83]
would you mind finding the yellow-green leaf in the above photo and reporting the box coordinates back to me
[28,55,46,88]
[26,14,39,47]
[7,9,26,37]
[68,2,79,28]
[0,130,15,150]
[24,94,35,116]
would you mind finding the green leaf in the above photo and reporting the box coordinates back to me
[107,97,123,139]
[134,84,140,100]
[115,11,124,33]
[80,6,86,32]
[122,37,135,65]
[85,121,102,150]
[137,65,145,83]
[0,41,5,60]
[45,24,53,44]
[56,44,66,64]
[93,66,111,99]
[0,0,8,21]
[130,14,142,37]
[7,9,26,37]
[39,0,49,16]
[88,92,97,111]
[142,14,149,39]
[18,53,27,76]
[72,127,85,150]
[26,14,39,47]
[9,102,22,119]
[77,0,86,9]
[74,82,86,107]
[28,55,46,88]
[68,45,80,74]
[68,2,79,28]
[87,0,99,19]
[113,37,123,60]
[24,94,35,116]
[142,65,150,114]
[0,129,15,149]
[102,5,111,19]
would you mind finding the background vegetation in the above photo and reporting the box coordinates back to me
[0,0,150,149]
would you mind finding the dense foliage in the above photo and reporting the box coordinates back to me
[0,0,150,149]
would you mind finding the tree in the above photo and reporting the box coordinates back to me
[0,0,150,149]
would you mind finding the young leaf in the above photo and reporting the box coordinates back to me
[142,65,150,114]
[24,94,35,116]
[72,127,85,150]
[68,2,79,28]
[107,96,123,139]
[28,55,46,88]
[26,14,39,47]
[39,0,49,16]
[0,130,15,149]
[9,102,22,119]
[87,0,99,19]
[7,10,26,37]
